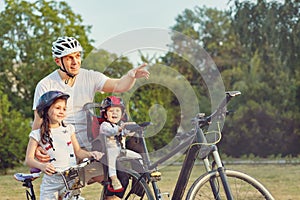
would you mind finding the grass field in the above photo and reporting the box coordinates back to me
[1,163,299,199]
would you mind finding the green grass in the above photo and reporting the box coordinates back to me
[1,164,299,199]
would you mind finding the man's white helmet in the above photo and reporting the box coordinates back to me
[52,36,83,58]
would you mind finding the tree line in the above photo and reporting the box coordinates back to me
[0,0,299,173]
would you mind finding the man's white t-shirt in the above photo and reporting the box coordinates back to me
[29,124,77,170]
[32,68,109,149]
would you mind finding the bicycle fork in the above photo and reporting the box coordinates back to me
[202,145,234,200]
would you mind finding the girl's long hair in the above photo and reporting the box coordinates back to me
[40,102,66,148]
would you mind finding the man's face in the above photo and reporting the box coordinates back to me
[56,51,81,76]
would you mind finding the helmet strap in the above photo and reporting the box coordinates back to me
[60,57,76,84]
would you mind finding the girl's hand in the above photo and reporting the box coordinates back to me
[41,163,56,175]
[90,151,105,160]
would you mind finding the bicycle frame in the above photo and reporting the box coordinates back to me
[133,91,241,200]
[172,123,235,200]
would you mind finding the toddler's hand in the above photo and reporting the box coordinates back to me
[126,131,136,137]
[120,121,136,129]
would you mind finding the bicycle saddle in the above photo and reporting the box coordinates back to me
[14,172,41,182]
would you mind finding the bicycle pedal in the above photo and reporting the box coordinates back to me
[150,171,161,181]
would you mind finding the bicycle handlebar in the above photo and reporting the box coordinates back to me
[14,157,97,183]
[124,122,151,132]
[194,91,241,128]
[55,157,97,173]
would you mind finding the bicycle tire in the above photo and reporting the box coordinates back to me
[186,169,274,200]
[100,169,155,200]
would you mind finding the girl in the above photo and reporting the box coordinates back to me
[25,90,104,199]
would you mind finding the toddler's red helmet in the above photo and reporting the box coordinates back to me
[100,96,128,121]
[100,96,125,111]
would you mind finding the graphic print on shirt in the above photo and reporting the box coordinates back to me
[41,125,77,170]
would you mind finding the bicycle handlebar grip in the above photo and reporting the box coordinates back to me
[124,122,151,132]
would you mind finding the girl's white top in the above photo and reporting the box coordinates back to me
[29,124,77,170]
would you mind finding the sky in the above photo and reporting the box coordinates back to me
[0,0,233,62]
[66,0,232,47]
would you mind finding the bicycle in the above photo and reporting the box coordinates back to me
[86,91,275,199]
[14,158,97,200]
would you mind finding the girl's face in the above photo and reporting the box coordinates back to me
[106,106,123,124]
[48,99,67,127]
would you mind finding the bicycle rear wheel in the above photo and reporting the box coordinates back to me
[100,169,154,200]
[186,169,274,200]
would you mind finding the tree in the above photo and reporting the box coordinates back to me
[225,0,300,157]
[0,0,94,118]
[221,52,300,157]
[166,2,300,157]
[232,0,300,73]
[0,0,103,172]
[0,89,31,174]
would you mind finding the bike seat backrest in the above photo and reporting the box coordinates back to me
[14,172,41,182]
[84,102,103,142]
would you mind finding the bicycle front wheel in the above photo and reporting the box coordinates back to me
[186,169,274,200]
[100,169,154,200]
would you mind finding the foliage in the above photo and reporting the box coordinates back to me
[0,0,94,118]
[94,60,180,151]
[168,0,300,157]
[221,0,300,157]
[82,49,120,73]
[0,0,99,173]
[1,0,300,175]
[232,0,300,73]
[0,89,31,174]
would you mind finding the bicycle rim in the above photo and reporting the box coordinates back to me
[186,169,274,200]
[100,169,154,200]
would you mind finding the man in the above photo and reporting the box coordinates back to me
[32,36,149,199]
